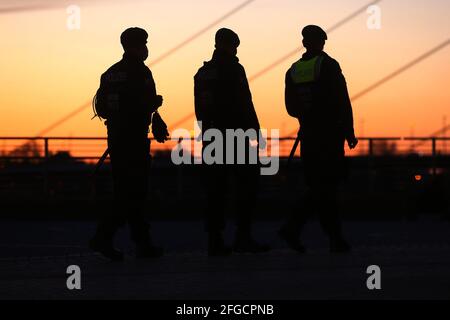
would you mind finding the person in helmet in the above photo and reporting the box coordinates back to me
[194,28,270,256]
[90,27,168,261]
[279,25,358,253]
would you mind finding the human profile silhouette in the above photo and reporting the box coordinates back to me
[194,28,270,256]
[90,27,168,261]
[279,25,358,253]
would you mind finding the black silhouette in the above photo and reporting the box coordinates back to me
[279,25,358,253]
[194,28,270,256]
[90,27,167,261]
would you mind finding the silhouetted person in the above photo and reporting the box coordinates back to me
[194,28,270,256]
[279,25,358,253]
[90,27,169,261]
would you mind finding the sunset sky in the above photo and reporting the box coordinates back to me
[0,0,449,139]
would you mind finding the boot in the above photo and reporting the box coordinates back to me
[233,231,271,254]
[278,225,306,253]
[132,232,164,259]
[89,236,124,262]
[208,232,232,256]
[130,223,164,259]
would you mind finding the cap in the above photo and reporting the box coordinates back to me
[302,25,327,42]
[120,27,148,49]
[215,28,240,48]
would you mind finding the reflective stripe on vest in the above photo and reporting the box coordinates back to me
[290,55,324,84]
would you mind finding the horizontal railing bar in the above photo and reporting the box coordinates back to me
[0,137,107,140]
[0,157,110,160]
[0,136,448,141]
[403,137,450,141]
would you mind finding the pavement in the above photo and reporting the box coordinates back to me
[0,218,449,299]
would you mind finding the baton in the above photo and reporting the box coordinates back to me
[287,129,301,168]
[92,147,109,177]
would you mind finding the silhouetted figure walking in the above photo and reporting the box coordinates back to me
[279,25,358,253]
[194,28,270,256]
[90,27,169,261]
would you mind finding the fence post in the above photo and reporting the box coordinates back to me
[44,138,49,198]
[176,138,183,200]
[368,138,374,157]
[368,138,375,194]
[431,137,437,176]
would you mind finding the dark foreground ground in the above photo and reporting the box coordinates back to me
[0,218,449,300]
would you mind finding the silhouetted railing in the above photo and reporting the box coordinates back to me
[0,136,448,216]
[0,136,449,161]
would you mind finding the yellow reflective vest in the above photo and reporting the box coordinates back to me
[290,55,324,84]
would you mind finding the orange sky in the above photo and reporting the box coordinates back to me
[0,0,449,139]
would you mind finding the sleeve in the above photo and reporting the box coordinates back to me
[330,60,355,139]
[285,68,300,119]
[194,70,206,123]
[140,67,159,114]
[238,65,260,130]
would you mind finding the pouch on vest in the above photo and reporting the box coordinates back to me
[195,63,219,127]
[92,71,125,120]
[290,55,324,116]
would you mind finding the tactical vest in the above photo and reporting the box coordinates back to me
[195,61,219,128]
[289,55,324,115]
[94,70,127,120]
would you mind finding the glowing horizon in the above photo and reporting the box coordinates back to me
[0,0,449,139]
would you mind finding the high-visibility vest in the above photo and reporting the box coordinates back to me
[290,55,324,84]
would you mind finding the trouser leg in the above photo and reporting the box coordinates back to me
[124,139,152,246]
[284,186,315,236]
[93,216,123,246]
[127,171,151,246]
[93,156,127,245]
[204,165,227,233]
[235,165,259,235]
[316,184,343,240]
[103,137,152,247]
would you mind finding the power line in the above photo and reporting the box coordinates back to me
[0,0,122,14]
[249,0,383,81]
[351,38,449,144]
[169,113,198,131]
[431,124,450,137]
[36,102,91,137]
[286,38,450,137]
[0,4,58,14]
[150,0,257,66]
[0,0,101,14]
[168,0,384,129]
[409,124,450,150]
[351,39,450,101]
[34,0,257,136]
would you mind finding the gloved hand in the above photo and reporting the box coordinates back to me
[346,134,358,149]
[155,95,163,108]
[151,111,170,143]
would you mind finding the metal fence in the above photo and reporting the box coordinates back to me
[0,136,449,162]
[0,136,448,217]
